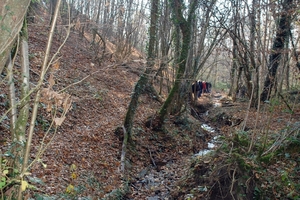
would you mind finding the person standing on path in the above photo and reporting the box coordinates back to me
[197,80,203,98]
[202,81,207,94]
[192,80,200,99]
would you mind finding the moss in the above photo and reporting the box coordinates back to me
[232,153,252,171]
[233,132,250,147]
[258,152,275,164]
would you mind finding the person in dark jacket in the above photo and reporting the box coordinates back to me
[198,80,203,98]
[206,82,212,93]
[192,80,200,99]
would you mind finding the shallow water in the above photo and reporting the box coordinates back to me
[195,124,220,157]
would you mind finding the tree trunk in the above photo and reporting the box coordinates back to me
[49,0,58,25]
[7,53,17,139]
[10,20,30,189]
[157,0,198,124]
[123,0,158,137]
[261,0,293,101]
[15,20,30,144]
[96,0,102,24]
[0,0,31,74]
[289,30,300,72]
[18,0,62,198]
[249,0,258,107]
[228,36,238,98]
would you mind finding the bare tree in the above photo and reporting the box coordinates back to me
[154,0,172,94]
[261,0,294,101]
[121,0,159,173]
[156,0,198,126]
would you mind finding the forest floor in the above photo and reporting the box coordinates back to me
[1,5,300,200]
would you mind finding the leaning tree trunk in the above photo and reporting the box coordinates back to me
[260,0,293,101]
[123,0,159,137]
[0,0,31,75]
[157,0,198,125]
[7,20,31,179]
[15,21,30,145]
[12,20,31,175]
[120,0,159,173]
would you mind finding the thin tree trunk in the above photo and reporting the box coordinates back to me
[123,0,158,137]
[289,30,300,71]
[96,0,102,24]
[7,53,17,139]
[228,13,238,99]
[15,21,30,144]
[18,0,62,198]
[10,21,31,186]
[50,0,58,25]
[228,31,238,97]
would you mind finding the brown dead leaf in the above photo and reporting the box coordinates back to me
[46,103,52,112]
[49,73,55,88]
[104,185,114,193]
[52,61,60,71]
[63,95,72,111]
[54,116,66,126]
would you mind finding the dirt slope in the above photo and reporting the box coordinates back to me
[21,12,214,198]
[26,20,148,198]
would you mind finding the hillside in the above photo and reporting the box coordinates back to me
[1,3,300,200]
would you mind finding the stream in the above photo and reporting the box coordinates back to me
[132,93,224,200]
[194,125,220,156]
[134,122,220,200]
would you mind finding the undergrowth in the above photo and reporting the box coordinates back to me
[172,123,300,200]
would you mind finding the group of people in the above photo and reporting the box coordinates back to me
[191,80,212,99]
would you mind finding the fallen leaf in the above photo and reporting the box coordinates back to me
[54,116,66,126]
[21,180,28,191]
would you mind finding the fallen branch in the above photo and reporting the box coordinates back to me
[191,107,205,120]
[221,104,235,107]
[278,92,293,112]
[148,147,156,168]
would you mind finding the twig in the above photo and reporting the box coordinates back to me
[191,107,204,121]
[230,168,236,200]
[164,184,172,191]
[130,183,139,190]
[148,147,156,168]
[262,126,298,156]
[278,92,293,112]
[58,70,101,93]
